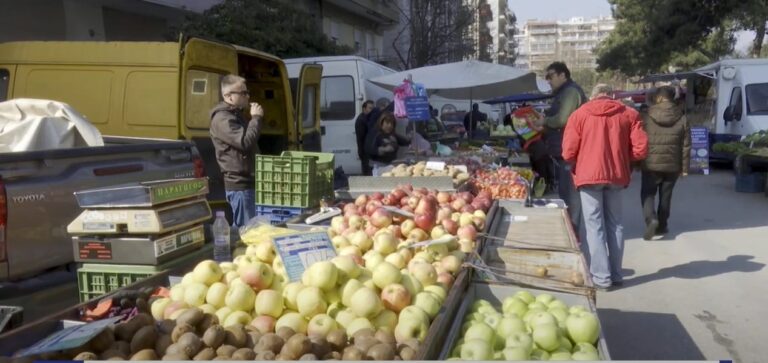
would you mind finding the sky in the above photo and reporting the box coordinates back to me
[508,0,753,52]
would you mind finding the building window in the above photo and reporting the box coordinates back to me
[320,76,355,121]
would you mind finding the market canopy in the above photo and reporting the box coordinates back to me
[483,92,553,105]
[368,60,544,100]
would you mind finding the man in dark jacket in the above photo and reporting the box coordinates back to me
[640,86,691,240]
[539,61,587,236]
[210,74,263,228]
[355,100,375,176]
[463,103,487,138]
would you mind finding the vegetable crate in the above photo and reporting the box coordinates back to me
[77,244,213,302]
[255,204,311,225]
[254,152,334,208]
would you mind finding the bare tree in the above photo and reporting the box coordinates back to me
[390,0,479,69]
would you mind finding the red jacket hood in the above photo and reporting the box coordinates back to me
[582,97,626,117]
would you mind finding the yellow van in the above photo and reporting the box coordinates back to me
[0,37,323,207]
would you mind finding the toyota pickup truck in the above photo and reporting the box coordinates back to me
[0,136,203,281]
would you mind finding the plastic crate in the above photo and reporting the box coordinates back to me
[255,204,311,225]
[735,172,767,193]
[0,306,23,334]
[255,152,334,208]
[77,244,213,302]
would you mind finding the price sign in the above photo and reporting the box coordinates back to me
[426,161,446,171]
[272,232,337,282]
[690,127,710,175]
[404,96,430,121]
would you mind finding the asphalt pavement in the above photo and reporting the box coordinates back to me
[597,169,768,363]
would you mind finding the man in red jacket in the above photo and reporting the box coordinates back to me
[562,84,648,290]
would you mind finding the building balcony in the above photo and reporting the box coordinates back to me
[324,0,399,25]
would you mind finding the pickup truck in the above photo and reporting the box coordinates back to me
[0,136,204,281]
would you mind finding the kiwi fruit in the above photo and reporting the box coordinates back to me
[399,338,420,352]
[352,328,375,343]
[120,297,135,309]
[73,352,98,360]
[193,347,216,361]
[114,313,153,341]
[232,348,256,360]
[155,334,173,354]
[178,332,203,357]
[158,319,177,335]
[88,328,115,352]
[224,326,247,348]
[255,333,284,354]
[246,331,263,349]
[99,349,126,360]
[353,336,379,352]
[165,343,186,356]
[323,351,342,360]
[255,350,277,360]
[197,314,219,334]
[215,344,238,358]
[135,297,149,313]
[399,345,416,360]
[129,349,158,361]
[130,325,158,353]
[212,356,230,361]
[326,329,348,351]
[162,353,190,361]
[309,336,332,358]
[374,330,396,347]
[367,343,395,360]
[280,334,311,360]
[113,340,131,356]
[276,326,296,341]
[202,325,226,349]
[341,346,364,361]
[176,308,204,327]
[171,322,195,343]
[299,353,318,360]
[274,353,291,361]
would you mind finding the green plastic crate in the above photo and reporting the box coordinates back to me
[255,152,335,208]
[77,244,213,302]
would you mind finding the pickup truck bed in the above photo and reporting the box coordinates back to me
[0,136,203,281]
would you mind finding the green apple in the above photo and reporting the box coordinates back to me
[532,323,560,352]
[340,278,364,307]
[331,255,361,279]
[224,282,256,312]
[502,346,530,360]
[493,351,504,360]
[276,312,308,334]
[215,306,233,323]
[528,311,558,329]
[530,348,550,360]
[549,308,569,325]
[413,291,441,318]
[483,312,503,330]
[504,331,533,353]
[372,261,402,289]
[559,336,573,351]
[547,299,569,311]
[223,310,253,327]
[523,308,547,327]
[363,250,385,270]
[569,305,588,314]
[394,319,429,343]
[372,309,398,332]
[459,339,493,360]
[477,305,498,315]
[572,342,598,355]
[282,282,304,311]
[502,297,529,318]
[346,317,375,336]
[423,285,447,302]
[350,286,383,318]
[305,261,338,291]
[566,311,600,344]
[170,283,186,301]
[464,322,495,345]
[451,338,464,357]
[514,291,535,304]
[534,293,555,305]
[297,286,327,318]
[335,309,357,328]
[254,289,284,318]
[528,301,547,311]
[550,351,573,361]
[399,305,430,325]
[400,273,424,297]
[410,261,438,286]
[324,288,341,305]
[198,303,217,315]
[326,302,344,318]
[191,260,224,285]
[571,348,599,361]
[471,299,493,313]
[205,282,228,308]
[150,297,171,321]
[496,315,527,340]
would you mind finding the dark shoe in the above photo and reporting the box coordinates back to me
[656,226,669,235]
[595,284,612,291]
[612,281,624,288]
[644,219,659,241]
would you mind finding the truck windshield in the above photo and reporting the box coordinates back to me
[745,83,768,115]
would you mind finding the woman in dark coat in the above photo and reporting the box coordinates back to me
[365,111,410,174]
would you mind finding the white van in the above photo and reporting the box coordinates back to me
[285,56,396,175]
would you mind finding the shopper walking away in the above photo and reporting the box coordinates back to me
[562,84,648,289]
[355,100,375,175]
[640,86,691,240]
[210,74,263,228]
[538,61,587,235]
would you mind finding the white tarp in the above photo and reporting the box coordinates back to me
[0,99,104,152]
[368,60,544,100]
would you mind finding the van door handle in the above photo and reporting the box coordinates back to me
[321,126,326,136]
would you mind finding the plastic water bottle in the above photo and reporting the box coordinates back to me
[213,211,231,262]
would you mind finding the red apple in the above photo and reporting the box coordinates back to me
[414,214,436,232]
[344,203,359,215]
[436,207,453,223]
[457,225,478,241]
[415,198,437,216]
[250,315,277,334]
[400,196,410,207]
[366,200,383,216]
[365,224,379,237]
[391,188,407,201]
[437,272,455,289]
[370,208,394,228]
[355,194,368,207]
[371,192,384,201]
[461,205,476,213]
[458,192,474,203]
[441,219,459,235]
[381,284,411,313]
[451,198,467,211]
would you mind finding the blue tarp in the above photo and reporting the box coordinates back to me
[483,93,553,105]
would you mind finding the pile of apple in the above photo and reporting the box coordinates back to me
[449,290,602,361]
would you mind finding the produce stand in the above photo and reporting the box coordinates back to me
[335,175,459,200]
[484,200,580,252]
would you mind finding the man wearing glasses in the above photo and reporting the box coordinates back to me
[210,74,263,228]
[538,62,587,237]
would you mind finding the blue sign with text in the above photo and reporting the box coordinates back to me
[404,96,430,121]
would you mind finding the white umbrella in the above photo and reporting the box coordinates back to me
[368,60,541,100]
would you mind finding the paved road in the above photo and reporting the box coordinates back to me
[597,169,768,363]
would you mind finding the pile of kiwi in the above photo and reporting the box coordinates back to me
[24,307,420,361]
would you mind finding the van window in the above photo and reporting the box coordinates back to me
[185,69,223,129]
[320,76,355,121]
[302,85,316,128]
[746,83,768,115]
[0,69,9,102]
[727,87,742,121]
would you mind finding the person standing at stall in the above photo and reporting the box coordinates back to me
[365,111,411,175]
[355,100,375,176]
[539,61,587,236]
[210,74,263,228]
[640,86,691,240]
[562,84,648,290]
